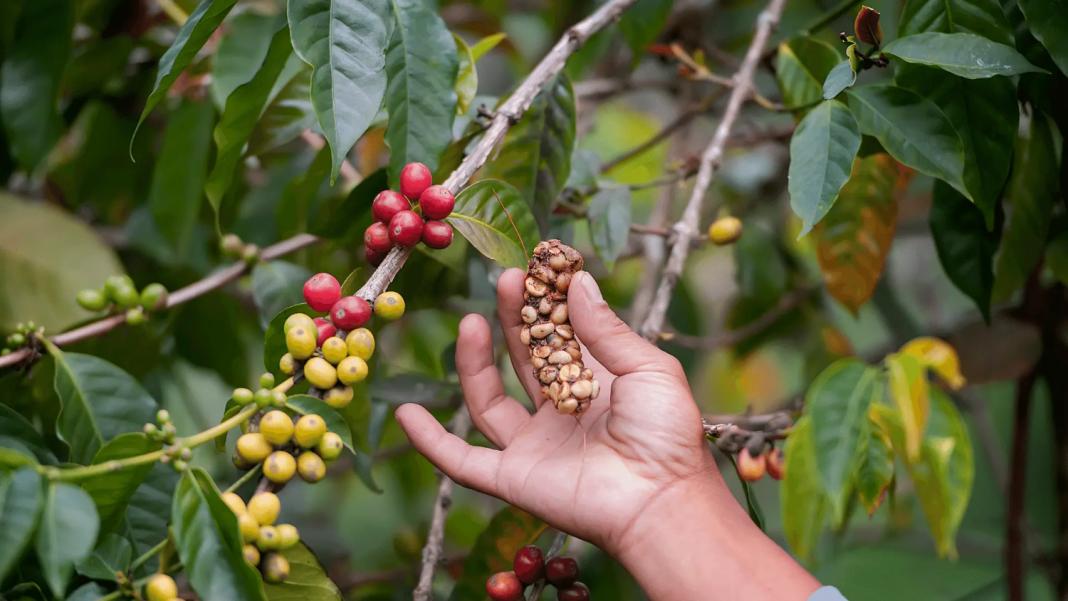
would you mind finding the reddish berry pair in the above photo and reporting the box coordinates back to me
[486,545,588,601]
[365,162,456,265]
[302,273,371,331]
[737,447,785,482]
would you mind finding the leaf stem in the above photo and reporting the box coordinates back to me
[129,539,169,573]
[224,463,263,493]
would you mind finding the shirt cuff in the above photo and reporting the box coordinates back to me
[808,586,848,601]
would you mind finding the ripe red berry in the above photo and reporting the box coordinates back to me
[388,210,424,247]
[418,185,455,220]
[485,571,523,601]
[557,582,590,601]
[330,296,371,330]
[545,557,579,588]
[366,247,387,267]
[303,273,341,312]
[400,162,433,200]
[765,447,785,481]
[313,318,335,347]
[737,447,767,482]
[372,190,409,224]
[364,222,393,253]
[421,221,453,249]
[513,545,545,585]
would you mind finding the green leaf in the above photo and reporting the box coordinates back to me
[0,0,73,171]
[822,46,859,100]
[566,149,601,189]
[482,74,576,235]
[288,0,394,182]
[0,405,57,465]
[733,220,788,300]
[780,416,828,562]
[247,60,317,156]
[993,112,1059,301]
[353,400,388,493]
[788,100,862,237]
[134,0,240,143]
[215,402,242,453]
[883,32,1045,77]
[172,468,266,601]
[448,506,547,601]
[285,395,356,452]
[210,12,287,108]
[75,533,131,582]
[0,193,125,333]
[587,185,632,271]
[0,439,37,469]
[846,85,968,201]
[277,145,332,239]
[263,303,315,379]
[68,583,109,601]
[122,465,179,575]
[43,341,158,466]
[447,180,540,269]
[470,33,506,61]
[0,468,43,584]
[855,411,894,515]
[35,482,100,598]
[263,542,341,601]
[206,25,294,217]
[454,35,477,116]
[339,269,364,297]
[776,37,842,112]
[930,181,1000,321]
[1018,0,1068,74]
[618,0,673,63]
[899,0,1015,46]
[80,433,162,535]
[1047,232,1068,286]
[311,167,387,241]
[806,358,879,524]
[252,261,314,331]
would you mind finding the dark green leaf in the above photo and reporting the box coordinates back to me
[822,46,859,100]
[788,100,862,237]
[454,35,477,116]
[618,0,673,63]
[210,12,287,107]
[172,468,266,601]
[0,439,36,468]
[776,37,842,111]
[123,465,179,575]
[277,145,332,238]
[369,374,445,405]
[1018,0,1068,74]
[35,482,99,598]
[285,395,356,452]
[883,32,1045,77]
[263,543,341,601]
[448,506,547,601]
[80,434,162,535]
[263,303,316,379]
[780,417,828,562]
[929,180,1000,321]
[0,468,43,584]
[0,404,57,465]
[447,180,540,269]
[288,0,394,181]
[311,167,388,241]
[340,268,365,297]
[75,533,131,582]
[247,60,317,156]
[1047,232,1068,286]
[252,261,314,330]
[215,402,242,452]
[587,186,632,270]
[67,583,109,601]
[899,0,1014,46]
[566,149,601,189]
[855,411,894,516]
[353,401,388,493]
[733,220,788,300]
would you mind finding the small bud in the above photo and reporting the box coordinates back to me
[242,243,260,265]
[156,410,171,426]
[172,459,188,471]
[221,233,244,257]
[259,372,276,390]
[143,423,159,437]
[125,307,146,326]
[854,6,882,45]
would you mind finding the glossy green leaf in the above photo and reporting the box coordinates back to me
[470,33,506,61]
[263,303,316,379]
[134,0,240,142]
[454,35,477,116]
[0,468,43,584]
[339,269,364,297]
[448,506,547,601]
[855,411,894,516]
[35,482,99,598]
[276,145,332,239]
[883,32,1045,77]
[780,417,828,562]
[822,46,859,100]
[80,434,162,535]
[75,533,131,582]
[618,0,673,63]
[263,543,341,601]
[1018,0,1068,74]
[210,12,287,108]
[285,395,356,452]
[312,167,388,241]
[172,468,266,601]
[930,181,1000,322]
[43,340,158,465]
[482,74,576,235]
[846,85,968,201]
[899,0,1014,46]
[122,464,179,575]
[0,439,36,468]
[447,179,540,269]
[587,185,632,271]
[0,405,57,465]
[789,100,862,237]
[252,261,314,331]
[0,0,73,171]
[67,582,108,601]
[776,37,842,111]
[288,0,394,182]
[247,60,317,156]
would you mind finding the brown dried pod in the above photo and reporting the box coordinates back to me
[523,240,598,416]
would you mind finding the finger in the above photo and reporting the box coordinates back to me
[568,271,684,378]
[456,314,531,448]
[395,404,502,496]
[496,268,548,405]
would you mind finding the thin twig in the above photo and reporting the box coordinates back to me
[666,287,815,350]
[600,91,722,174]
[525,531,570,601]
[637,0,788,341]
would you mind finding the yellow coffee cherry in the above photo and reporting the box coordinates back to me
[294,414,327,448]
[221,492,247,515]
[263,451,296,484]
[336,356,368,386]
[283,313,316,335]
[276,524,300,550]
[238,513,260,543]
[259,411,294,446]
[303,357,338,389]
[257,525,280,551]
[144,574,178,601]
[708,216,743,245]
[236,433,273,463]
[247,492,280,526]
[297,451,326,483]
[317,432,344,462]
[279,353,296,376]
[323,385,354,410]
[261,552,290,583]
[345,328,375,360]
[243,544,261,566]
[233,450,254,470]
[374,291,405,321]
[321,337,348,364]
[285,326,316,360]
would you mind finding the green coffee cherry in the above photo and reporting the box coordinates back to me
[7,333,25,347]
[172,459,188,472]
[23,321,35,333]
[221,234,244,258]
[125,307,146,326]
[156,410,171,426]
[113,284,141,308]
[254,388,273,408]
[140,283,169,310]
[103,275,133,301]
[270,390,287,408]
[233,387,254,406]
[143,423,159,438]
[260,372,276,389]
[77,289,108,311]
[257,525,280,551]
[243,244,260,265]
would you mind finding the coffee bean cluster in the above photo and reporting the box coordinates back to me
[75,274,168,326]
[233,410,343,484]
[737,446,785,482]
[221,491,299,583]
[486,545,590,600]
[364,162,455,266]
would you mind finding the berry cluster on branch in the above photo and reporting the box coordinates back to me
[486,545,588,601]
[365,161,456,265]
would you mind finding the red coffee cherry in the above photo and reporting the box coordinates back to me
[303,273,341,312]
[421,221,453,250]
[388,210,424,247]
[737,447,767,482]
[366,247,387,267]
[418,185,455,220]
[485,571,523,601]
[765,447,785,481]
[330,296,371,330]
[557,582,590,601]
[364,222,393,253]
[400,162,433,200]
[372,190,409,224]
[545,557,579,588]
[312,317,335,347]
[513,544,545,585]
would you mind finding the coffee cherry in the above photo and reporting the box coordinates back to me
[233,387,254,406]
[260,411,294,446]
[330,296,371,330]
[345,328,375,360]
[114,285,141,308]
[261,552,290,583]
[104,275,134,301]
[418,185,455,220]
[279,353,296,376]
[140,283,169,310]
[708,216,743,245]
[243,243,260,264]
[284,313,316,335]
[317,432,344,462]
[321,337,348,364]
[6,333,25,347]
[264,451,296,483]
[243,544,261,566]
[557,582,590,601]
[364,222,393,253]
[238,513,260,542]
[156,410,171,426]
[237,433,273,463]
[486,571,523,601]
[254,388,273,408]
[270,389,287,408]
[374,291,405,321]
[303,273,341,312]
[259,372,276,389]
[221,233,244,258]
[366,246,388,267]
[125,307,146,326]
[276,524,300,549]
[737,447,767,482]
[323,384,354,409]
[513,544,545,584]
[545,557,579,588]
[388,210,424,247]
[372,190,410,223]
[144,574,178,601]
[400,162,433,200]
[257,525,281,551]
[421,220,453,249]
[337,356,368,386]
[303,357,338,390]
[233,450,254,470]
[297,451,326,483]
[765,447,785,481]
[143,423,159,438]
[77,289,108,311]
[221,492,247,515]
[313,317,336,347]
[294,414,327,448]
[285,326,316,360]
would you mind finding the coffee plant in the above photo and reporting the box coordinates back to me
[0,0,1066,598]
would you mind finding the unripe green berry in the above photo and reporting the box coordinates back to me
[260,372,276,389]
[143,423,159,437]
[7,333,25,347]
[156,410,171,426]
[270,390,287,407]
[257,525,281,551]
[23,321,35,332]
[113,284,141,308]
[13,322,25,334]
[221,233,244,257]
[77,289,108,311]
[233,387,254,406]
[179,447,192,461]
[172,459,188,472]
[125,307,146,325]
[243,244,260,265]
[162,422,177,441]
[103,275,134,301]
[254,388,273,408]
[140,283,169,310]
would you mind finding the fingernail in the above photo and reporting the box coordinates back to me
[578,272,604,303]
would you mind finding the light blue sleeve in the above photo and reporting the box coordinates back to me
[808,586,848,601]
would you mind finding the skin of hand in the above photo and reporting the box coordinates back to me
[396,269,822,600]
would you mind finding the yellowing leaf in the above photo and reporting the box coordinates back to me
[855,409,894,515]
[886,352,929,462]
[780,417,828,562]
[900,336,966,390]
